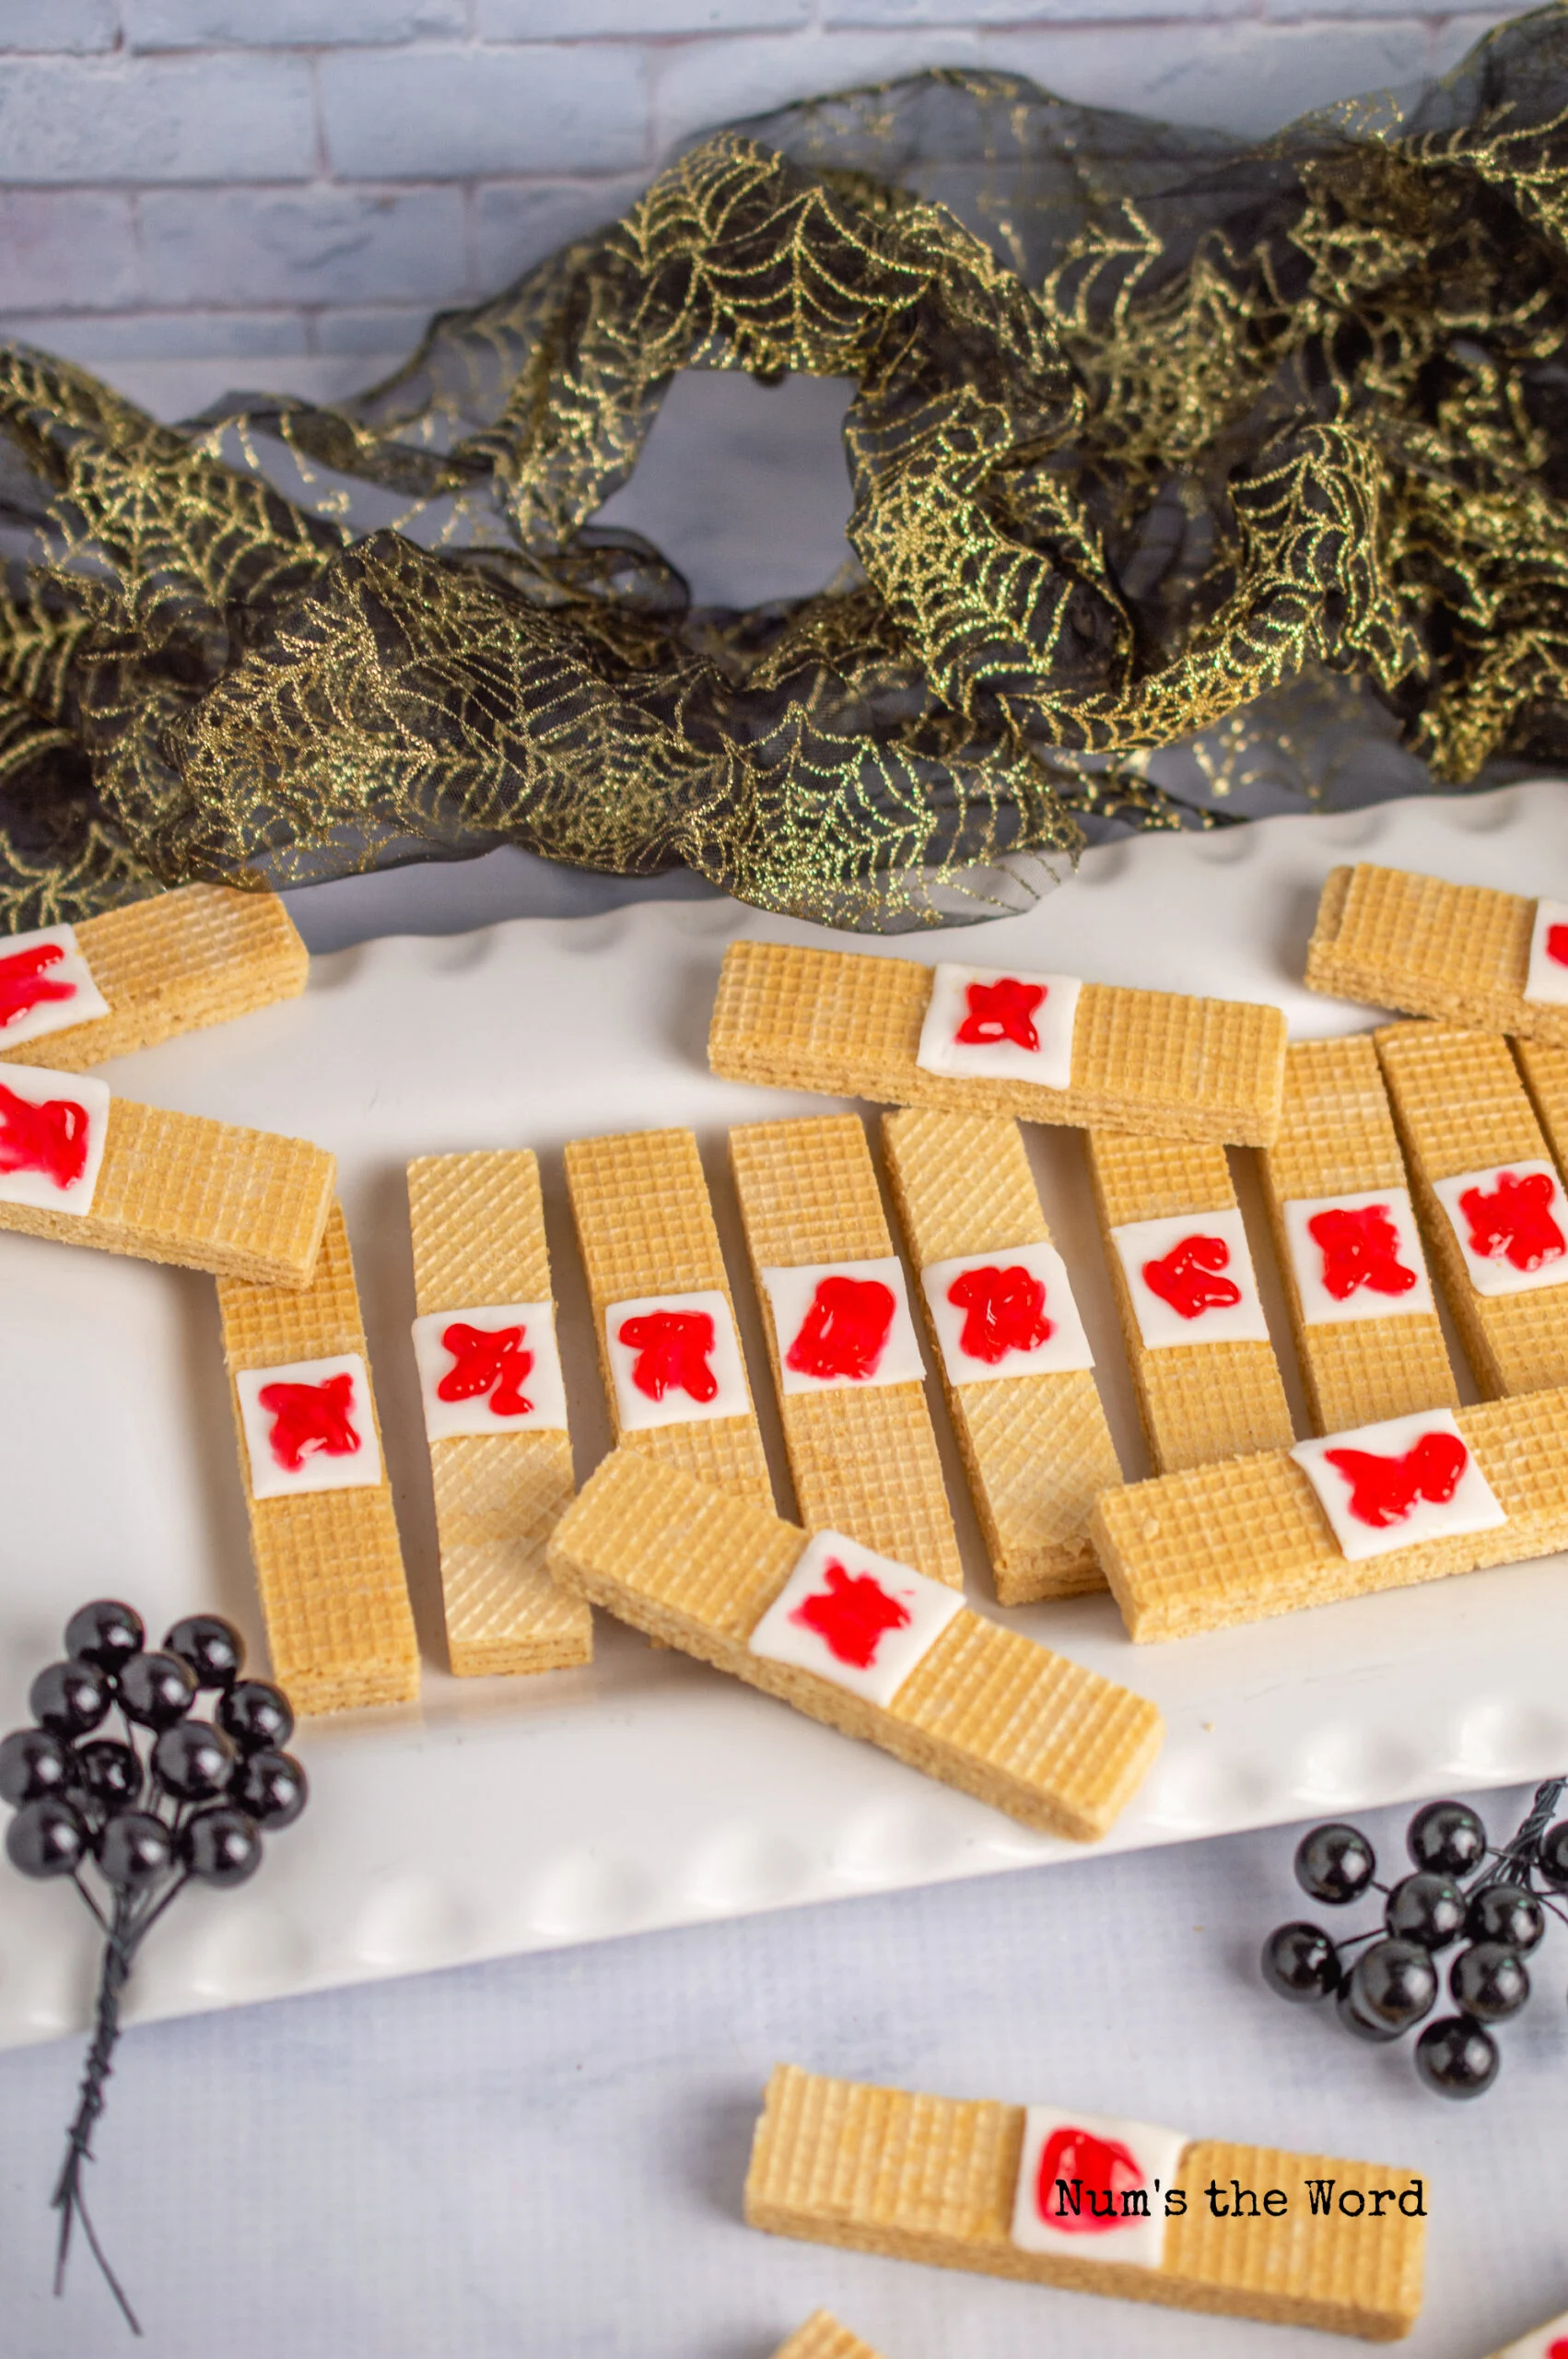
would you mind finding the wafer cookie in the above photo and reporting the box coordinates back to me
[407,1151,591,1677]
[1305,863,1568,1044]
[546,1450,1162,1840]
[218,1200,419,1713]
[1375,1024,1568,1397]
[0,1062,333,1285]
[881,1109,1118,1602]
[772,2315,887,2359]
[708,940,1287,1146]
[744,2064,1423,2338]
[564,1126,771,1505]
[730,1114,962,1587]
[0,884,308,1070]
[1515,1036,1568,1173]
[1484,2304,1568,2357]
[1259,1036,1457,1432]
[1092,1387,1568,1640]
[1085,1130,1293,1474]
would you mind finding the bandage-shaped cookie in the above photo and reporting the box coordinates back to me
[772,2315,887,2359]
[744,2065,1424,2339]
[1484,2306,1568,2358]
[0,1062,333,1286]
[1092,1389,1568,1640]
[407,1152,592,1678]
[709,941,1287,1146]
[730,1114,961,1587]
[0,884,308,1070]
[1305,863,1568,1045]
[218,1201,419,1713]
[1259,1037,1457,1433]
[882,1109,1118,1602]
[1515,1036,1568,1174]
[1085,1130,1293,1474]
[564,1126,771,1505]
[1375,1024,1568,1397]
[546,1450,1162,1841]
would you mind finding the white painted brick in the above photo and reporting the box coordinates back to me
[0,193,140,313]
[652,28,987,151]
[0,57,316,184]
[472,178,649,289]
[140,187,468,308]
[1426,9,1525,74]
[312,304,434,357]
[11,311,310,364]
[124,0,464,47]
[478,0,806,33]
[321,45,648,180]
[825,0,1246,22]
[0,0,117,51]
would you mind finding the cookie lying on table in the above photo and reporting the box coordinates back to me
[1305,863,1568,1045]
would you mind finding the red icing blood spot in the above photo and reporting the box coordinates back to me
[1322,1429,1469,1529]
[790,1560,910,1669]
[1547,921,1568,968]
[786,1274,896,1382]
[257,1372,362,1473]
[1458,1168,1567,1273]
[1141,1233,1241,1320]
[955,976,1045,1052]
[1034,2125,1145,2236]
[1545,2340,1568,2359]
[946,1263,1053,1364]
[1306,1203,1418,1302]
[438,1320,533,1416]
[617,1308,719,1402]
[0,942,76,1032]
[0,1079,92,1191]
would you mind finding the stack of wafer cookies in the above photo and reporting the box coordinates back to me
[882,1109,1118,1602]
[772,2315,886,2359]
[1306,863,1568,1045]
[407,1151,591,1678]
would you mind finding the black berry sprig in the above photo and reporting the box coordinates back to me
[0,1600,308,2334]
[1261,1780,1568,2098]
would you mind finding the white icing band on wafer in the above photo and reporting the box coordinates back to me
[1430,1158,1568,1297]
[1011,2106,1185,2267]
[1291,1407,1506,1563]
[1494,2307,1568,2359]
[603,1288,750,1430]
[0,922,111,1049]
[920,1242,1094,1383]
[1109,1207,1270,1349]
[1526,899,1568,1007]
[761,1257,926,1394]
[916,963,1082,1089]
[1281,1187,1435,1325]
[747,1529,963,1708]
[0,1064,110,1215]
[411,1300,568,1440]
[235,1352,384,1499]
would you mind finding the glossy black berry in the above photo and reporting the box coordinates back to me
[1262,1921,1341,2001]
[1406,1799,1487,1878]
[152,1720,235,1803]
[6,1795,88,1878]
[1339,1938,1438,2041]
[1385,1872,1468,1952]
[116,1649,196,1731]
[1538,1820,1568,1892]
[74,1740,143,1812]
[216,1680,293,1755]
[231,1749,307,1829]
[28,1658,111,1739]
[1415,2013,1499,2098]
[163,1615,243,1692]
[0,1726,75,1807]
[1467,1882,1545,1955]
[181,1806,262,1888]
[63,1600,145,1675]
[1295,1822,1376,1906]
[1449,1941,1530,2024]
[96,1811,174,1891]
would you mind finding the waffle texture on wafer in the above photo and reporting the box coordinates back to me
[1093,1385,1568,1640]
[771,2314,887,2359]
[546,1450,1162,1840]
[219,1201,419,1713]
[709,941,1287,1144]
[1515,1037,1568,1173]
[1260,1036,1457,1431]
[1375,1024,1568,1397]
[564,1125,771,1504]
[1,885,308,1070]
[407,1151,591,1677]
[730,1113,962,1586]
[1305,863,1568,1043]
[883,1108,1118,1601]
[744,2066,1423,2338]
[1086,1129,1293,1474]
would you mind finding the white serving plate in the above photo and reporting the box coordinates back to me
[3,784,1567,2051]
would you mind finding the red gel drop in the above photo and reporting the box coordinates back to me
[1141,1232,1241,1320]
[0,1079,92,1191]
[789,1560,910,1669]
[1322,1429,1469,1529]
[954,976,1046,1052]
[946,1262,1053,1364]
[0,941,76,1032]
[785,1274,895,1382]
[1034,2125,1146,2236]
[438,1320,533,1416]
[1546,2340,1568,2359]
[1547,920,1568,968]
[1458,1168,1566,1273]
[257,1372,362,1473]
[617,1307,719,1402]
[1305,1203,1418,1302]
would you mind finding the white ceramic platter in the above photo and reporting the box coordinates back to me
[4,783,1567,2051]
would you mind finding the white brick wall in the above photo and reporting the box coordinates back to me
[0,0,1525,415]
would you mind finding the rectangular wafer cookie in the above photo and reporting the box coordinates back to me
[1259,1036,1457,1431]
[882,1109,1119,1602]
[744,2065,1423,2339]
[1515,1036,1568,1172]
[772,2315,887,2359]
[0,884,308,1070]
[1483,2306,1568,2358]
[1305,863,1568,1043]
[1375,1024,1568,1397]
[708,940,1287,1146]
[407,1151,591,1677]
[730,1114,962,1587]
[564,1126,772,1506]
[1092,1385,1568,1641]
[1085,1130,1294,1474]
[546,1450,1162,1841]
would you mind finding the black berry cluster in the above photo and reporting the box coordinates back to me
[1262,1784,1568,2098]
